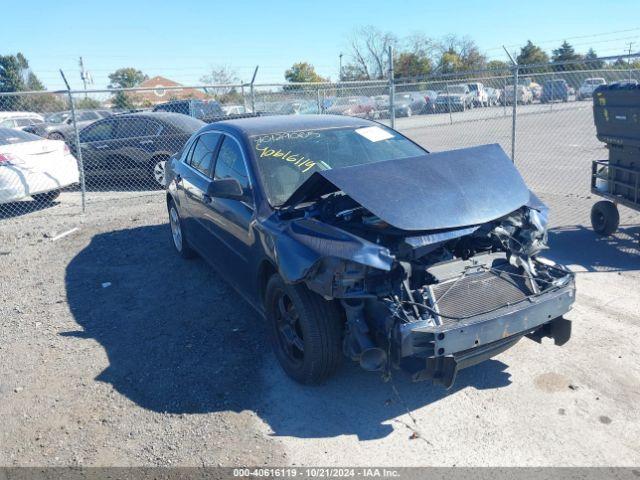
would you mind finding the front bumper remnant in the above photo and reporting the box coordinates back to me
[398,281,575,388]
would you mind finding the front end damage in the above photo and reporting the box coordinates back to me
[272,145,575,388]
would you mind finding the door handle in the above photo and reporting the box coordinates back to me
[96,145,109,150]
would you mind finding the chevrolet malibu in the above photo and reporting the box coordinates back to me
[165,115,575,388]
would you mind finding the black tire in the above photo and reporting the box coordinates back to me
[32,189,60,204]
[47,132,65,141]
[168,199,196,259]
[591,200,620,236]
[265,274,343,384]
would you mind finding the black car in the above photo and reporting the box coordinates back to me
[166,115,575,387]
[24,109,112,141]
[75,112,204,187]
[540,79,574,103]
[153,99,226,123]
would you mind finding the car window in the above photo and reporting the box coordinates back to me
[0,127,40,145]
[80,120,114,142]
[115,118,162,138]
[188,132,221,177]
[0,119,15,127]
[77,111,99,121]
[214,136,251,197]
[16,119,33,127]
[251,126,426,206]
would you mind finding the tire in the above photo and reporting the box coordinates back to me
[265,274,343,384]
[47,132,65,141]
[149,156,169,188]
[591,200,620,236]
[168,199,196,259]
[32,189,60,204]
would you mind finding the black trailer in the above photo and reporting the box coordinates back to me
[590,83,640,235]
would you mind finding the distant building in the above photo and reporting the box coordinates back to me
[130,76,208,105]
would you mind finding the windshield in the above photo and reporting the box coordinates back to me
[447,86,466,94]
[468,84,479,91]
[333,97,359,106]
[250,125,426,206]
[45,112,70,124]
[396,94,412,100]
[0,128,41,145]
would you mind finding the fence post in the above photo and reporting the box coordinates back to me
[316,86,321,114]
[249,65,259,114]
[446,83,453,125]
[511,64,518,163]
[503,75,507,117]
[388,45,395,129]
[59,70,86,213]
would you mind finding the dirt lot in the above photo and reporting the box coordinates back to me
[1,106,639,467]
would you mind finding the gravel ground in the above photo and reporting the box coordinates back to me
[1,104,639,467]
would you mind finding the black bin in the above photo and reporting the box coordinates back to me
[593,82,640,146]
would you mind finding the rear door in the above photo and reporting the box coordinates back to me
[78,118,117,176]
[178,131,222,252]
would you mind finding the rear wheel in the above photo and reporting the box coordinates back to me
[591,200,619,236]
[32,189,60,204]
[47,132,65,141]
[265,274,343,384]
[168,199,196,259]
[149,156,169,188]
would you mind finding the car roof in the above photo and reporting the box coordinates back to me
[204,114,373,136]
[111,111,192,121]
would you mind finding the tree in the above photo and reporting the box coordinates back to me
[435,35,487,71]
[486,60,510,71]
[394,52,432,79]
[284,62,327,83]
[584,48,605,69]
[75,97,102,109]
[347,26,398,79]
[200,65,241,103]
[0,52,51,111]
[340,64,369,81]
[108,67,147,110]
[108,68,148,89]
[516,40,549,67]
[552,41,584,70]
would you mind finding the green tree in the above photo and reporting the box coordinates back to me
[552,41,584,71]
[0,52,50,111]
[284,62,327,83]
[486,60,510,71]
[394,52,432,79]
[516,40,549,66]
[75,97,102,109]
[438,50,464,74]
[108,67,147,110]
[584,48,605,69]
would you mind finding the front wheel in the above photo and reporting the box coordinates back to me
[265,274,343,384]
[591,200,620,236]
[149,157,168,188]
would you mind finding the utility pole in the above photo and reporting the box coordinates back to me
[628,42,634,83]
[79,56,91,97]
[339,53,343,82]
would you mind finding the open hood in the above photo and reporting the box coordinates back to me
[281,144,532,231]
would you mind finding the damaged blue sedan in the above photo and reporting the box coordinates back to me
[165,115,575,388]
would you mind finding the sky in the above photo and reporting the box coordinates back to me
[3,0,640,91]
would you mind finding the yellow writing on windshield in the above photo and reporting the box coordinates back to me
[255,145,316,173]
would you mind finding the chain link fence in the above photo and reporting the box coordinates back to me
[1,56,639,233]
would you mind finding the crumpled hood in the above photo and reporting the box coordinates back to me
[282,143,532,231]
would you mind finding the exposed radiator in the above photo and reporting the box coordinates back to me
[430,263,533,324]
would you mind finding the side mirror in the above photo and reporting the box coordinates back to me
[206,177,245,201]
[65,117,73,125]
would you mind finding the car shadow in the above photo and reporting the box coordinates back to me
[546,224,640,272]
[64,225,511,439]
[0,199,60,219]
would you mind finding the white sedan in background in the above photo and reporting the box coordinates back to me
[0,128,79,205]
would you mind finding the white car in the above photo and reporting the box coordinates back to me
[0,128,79,205]
[578,77,606,100]
[222,105,248,115]
[467,82,489,107]
[0,112,45,131]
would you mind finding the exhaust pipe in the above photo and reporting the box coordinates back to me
[341,299,387,372]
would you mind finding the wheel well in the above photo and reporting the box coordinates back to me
[257,260,278,305]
